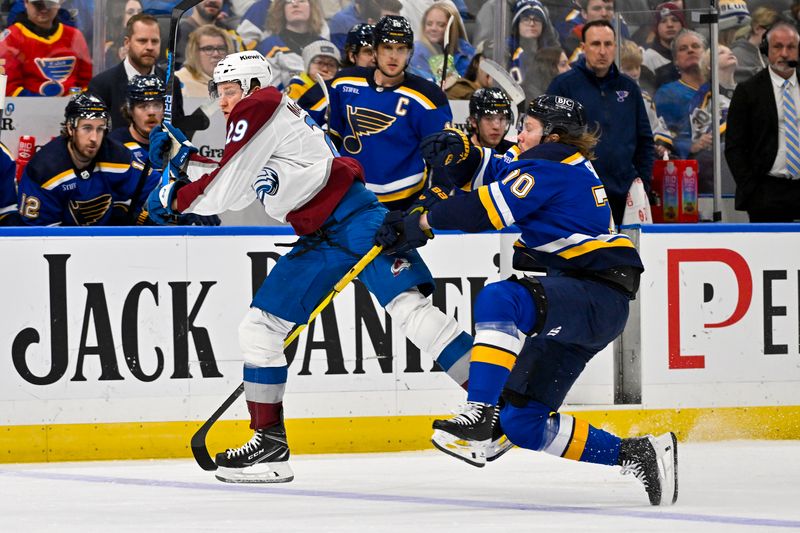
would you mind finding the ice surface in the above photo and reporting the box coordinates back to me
[1,441,799,532]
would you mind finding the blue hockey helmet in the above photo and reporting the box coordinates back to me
[345,23,375,53]
[126,75,166,108]
[526,94,586,137]
[373,15,414,48]
[64,91,111,129]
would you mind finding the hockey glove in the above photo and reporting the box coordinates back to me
[411,186,449,212]
[420,127,471,168]
[148,122,197,171]
[179,213,222,226]
[375,207,433,255]
[146,179,184,225]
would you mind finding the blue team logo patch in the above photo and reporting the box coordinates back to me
[616,91,629,103]
[343,105,396,154]
[35,56,77,96]
[254,166,280,202]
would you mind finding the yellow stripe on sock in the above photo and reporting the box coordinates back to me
[563,418,589,461]
[470,345,516,370]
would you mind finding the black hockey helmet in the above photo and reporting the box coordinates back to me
[526,94,586,137]
[373,15,414,48]
[346,23,375,53]
[64,91,111,129]
[469,88,513,122]
[126,74,166,107]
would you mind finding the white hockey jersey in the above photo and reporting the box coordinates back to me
[178,86,363,234]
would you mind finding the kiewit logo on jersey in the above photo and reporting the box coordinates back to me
[391,258,410,277]
[343,105,396,154]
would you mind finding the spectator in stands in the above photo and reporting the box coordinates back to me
[401,0,473,40]
[718,0,751,47]
[256,0,326,89]
[654,29,707,159]
[547,19,654,226]
[619,39,673,160]
[16,92,159,226]
[640,2,683,95]
[287,39,340,100]
[508,0,560,84]
[176,24,233,98]
[558,0,630,63]
[0,143,20,226]
[445,51,493,99]
[409,1,475,87]
[88,13,206,140]
[341,23,376,68]
[520,46,569,101]
[0,0,92,96]
[726,22,800,222]
[105,0,143,68]
[687,45,738,195]
[629,0,683,47]
[328,0,402,54]
[176,0,242,68]
[730,6,779,84]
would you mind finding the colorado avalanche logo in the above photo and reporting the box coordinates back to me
[254,166,279,203]
[616,91,629,103]
[391,258,410,277]
[34,56,77,96]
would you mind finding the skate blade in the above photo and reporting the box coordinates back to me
[486,435,514,463]
[654,432,678,505]
[215,461,294,484]
[431,429,487,468]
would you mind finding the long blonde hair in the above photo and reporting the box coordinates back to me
[267,0,325,36]
[418,2,468,55]
[183,25,233,78]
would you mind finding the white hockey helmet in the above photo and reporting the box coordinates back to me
[208,51,273,98]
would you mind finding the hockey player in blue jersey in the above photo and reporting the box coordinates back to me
[17,92,161,226]
[376,95,678,506]
[109,75,167,166]
[0,142,20,226]
[327,15,453,211]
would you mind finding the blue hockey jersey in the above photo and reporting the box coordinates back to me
[428,142,644,274]
[108,127,149,166]
[0,142,19,225]
[17,136,159,226]
[328,66,452,206]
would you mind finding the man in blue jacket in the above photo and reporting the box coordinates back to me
[548,19,654,226]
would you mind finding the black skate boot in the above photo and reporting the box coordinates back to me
[618,432,678,506]
[431,401,495,467]
[486,408,514,462]
[215,421,294,484]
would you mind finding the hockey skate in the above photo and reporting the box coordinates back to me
[214,422,294,483]
[431,401,495,467]
[486,416,514,462]
[618,432,678,506]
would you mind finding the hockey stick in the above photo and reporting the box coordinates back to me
[478,58,526,128]
[314,73,330,125]
[162,0,203,186]
[0,74,6,142]
[440,15,454,90]
[190,244,383,470]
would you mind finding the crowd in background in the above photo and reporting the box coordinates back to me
[1,0,800,226]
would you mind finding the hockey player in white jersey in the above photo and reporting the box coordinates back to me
[145,51,473,483]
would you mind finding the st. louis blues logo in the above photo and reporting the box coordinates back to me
[616,90,629,103]
[343,105,396,154]
[35,56,77,96]
[254,166,279,203]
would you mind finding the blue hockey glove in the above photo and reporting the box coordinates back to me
[411,186,449,212]
[148,122,197,171]
[179,213,222,226]
[146,180,182,225]
[420,127,471,168]
[375,207,433,255]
